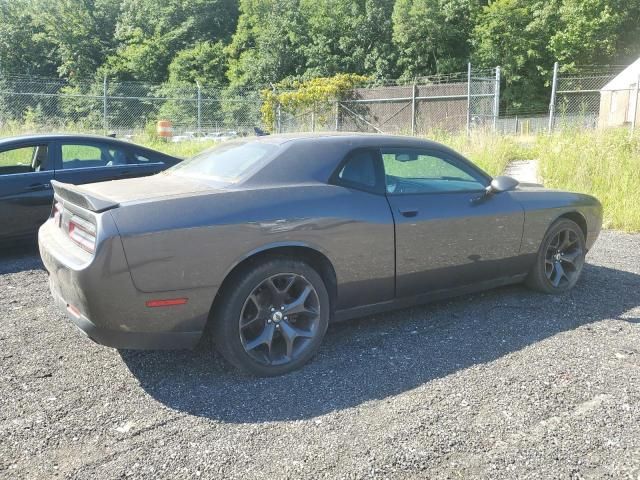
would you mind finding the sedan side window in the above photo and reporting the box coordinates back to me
[0,145,49,175]
[381,149,487,194]
[61,144,128,169]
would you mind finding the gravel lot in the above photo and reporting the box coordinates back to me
[1,230,639,479]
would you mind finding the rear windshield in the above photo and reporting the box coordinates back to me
[169,141,278,182]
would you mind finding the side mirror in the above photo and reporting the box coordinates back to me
[489,175,519,194]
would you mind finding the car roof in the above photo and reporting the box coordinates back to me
[0,133,132,146]
[236,132,480,187]
[248,131,443,148]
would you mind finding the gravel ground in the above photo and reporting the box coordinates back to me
[1,230,639,479]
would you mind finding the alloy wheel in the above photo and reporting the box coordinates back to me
[544,228,584,288]
[239,273,321,366]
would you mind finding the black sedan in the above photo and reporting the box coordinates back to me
[0,134,180,242]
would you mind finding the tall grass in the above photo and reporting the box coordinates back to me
[535,129,640,232]
[430,130,532,176]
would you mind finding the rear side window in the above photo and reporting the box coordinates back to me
[0,145,49,174]
[61,143,129,169]
[169,141,277,183]
[334,150,381,193]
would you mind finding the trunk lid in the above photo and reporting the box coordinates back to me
[52,174,215,211]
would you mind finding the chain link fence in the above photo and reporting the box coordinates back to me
[549,63,639,133]
[0,66,500,138]
[0,75,264,136]
[2,63,637,139]
[274,67,499,135]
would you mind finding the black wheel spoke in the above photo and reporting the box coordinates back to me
[561,248,583,265]
[283,285,313,315]
[245,322,276,352]
[551,261,566,287]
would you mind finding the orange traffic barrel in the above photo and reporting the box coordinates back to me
[157,120,173,138]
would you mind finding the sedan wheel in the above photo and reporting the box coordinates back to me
[213,258,329,376]
[526,219,586,294]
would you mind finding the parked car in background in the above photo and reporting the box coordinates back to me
[0,134,180,243]
[39,133,602,376]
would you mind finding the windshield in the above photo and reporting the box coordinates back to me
[169,141,278,182]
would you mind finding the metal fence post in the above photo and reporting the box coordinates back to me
[493,66,501,132]
[277,103,282,133]
[632,74,640,134]
[103,75,108,133]
[548,62,559,133]
[411,82,417,136]
[466,62,472,137]
[196,80,202,137]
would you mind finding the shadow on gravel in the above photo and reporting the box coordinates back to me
[0,243,43,275]
[121,263,640,423]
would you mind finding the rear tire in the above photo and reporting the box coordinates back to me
[526,219,586,294]
[212,257,329,376]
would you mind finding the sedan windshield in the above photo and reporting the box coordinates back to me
[169,141,278,183]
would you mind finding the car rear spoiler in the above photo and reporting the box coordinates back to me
[51,180,119,213]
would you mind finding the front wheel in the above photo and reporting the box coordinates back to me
[526,218,586,294]
[212,258,329,376]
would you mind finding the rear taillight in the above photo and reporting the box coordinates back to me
[68,216,96,253]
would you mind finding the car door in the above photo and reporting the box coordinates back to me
[382,147,525,298]
[52,140,136,186]
[0,142,54,240]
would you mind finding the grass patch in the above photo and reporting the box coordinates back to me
[535,129,640,232]
[133,135,218,159]
[429,131,532,176]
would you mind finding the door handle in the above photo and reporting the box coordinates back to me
[27,183,50,191]
[398,208,418,218]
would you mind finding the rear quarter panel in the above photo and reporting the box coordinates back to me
[110,184,396,310]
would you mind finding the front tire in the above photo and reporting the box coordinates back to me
[212,258,329,376]
[526,218,586,294]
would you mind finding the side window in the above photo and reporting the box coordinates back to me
[0,145,49,175]
[61,144,127,169]
[382,149,486,194]
[335,150,380,192]
[129,152,161,164]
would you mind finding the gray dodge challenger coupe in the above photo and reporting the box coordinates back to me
[39,133,602,376]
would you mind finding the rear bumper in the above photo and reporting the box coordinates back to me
[48,277,200,349]
[39,216,208,350]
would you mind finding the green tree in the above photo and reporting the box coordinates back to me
[300,0,398,80]
[392,0,480,78]
[226,0,307,87]
[34,0,121,78]
[168,41,228,86]
[0,0,57,76]
[104,0,238,82]
[550,0,640,68]
[472,0,559,113]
